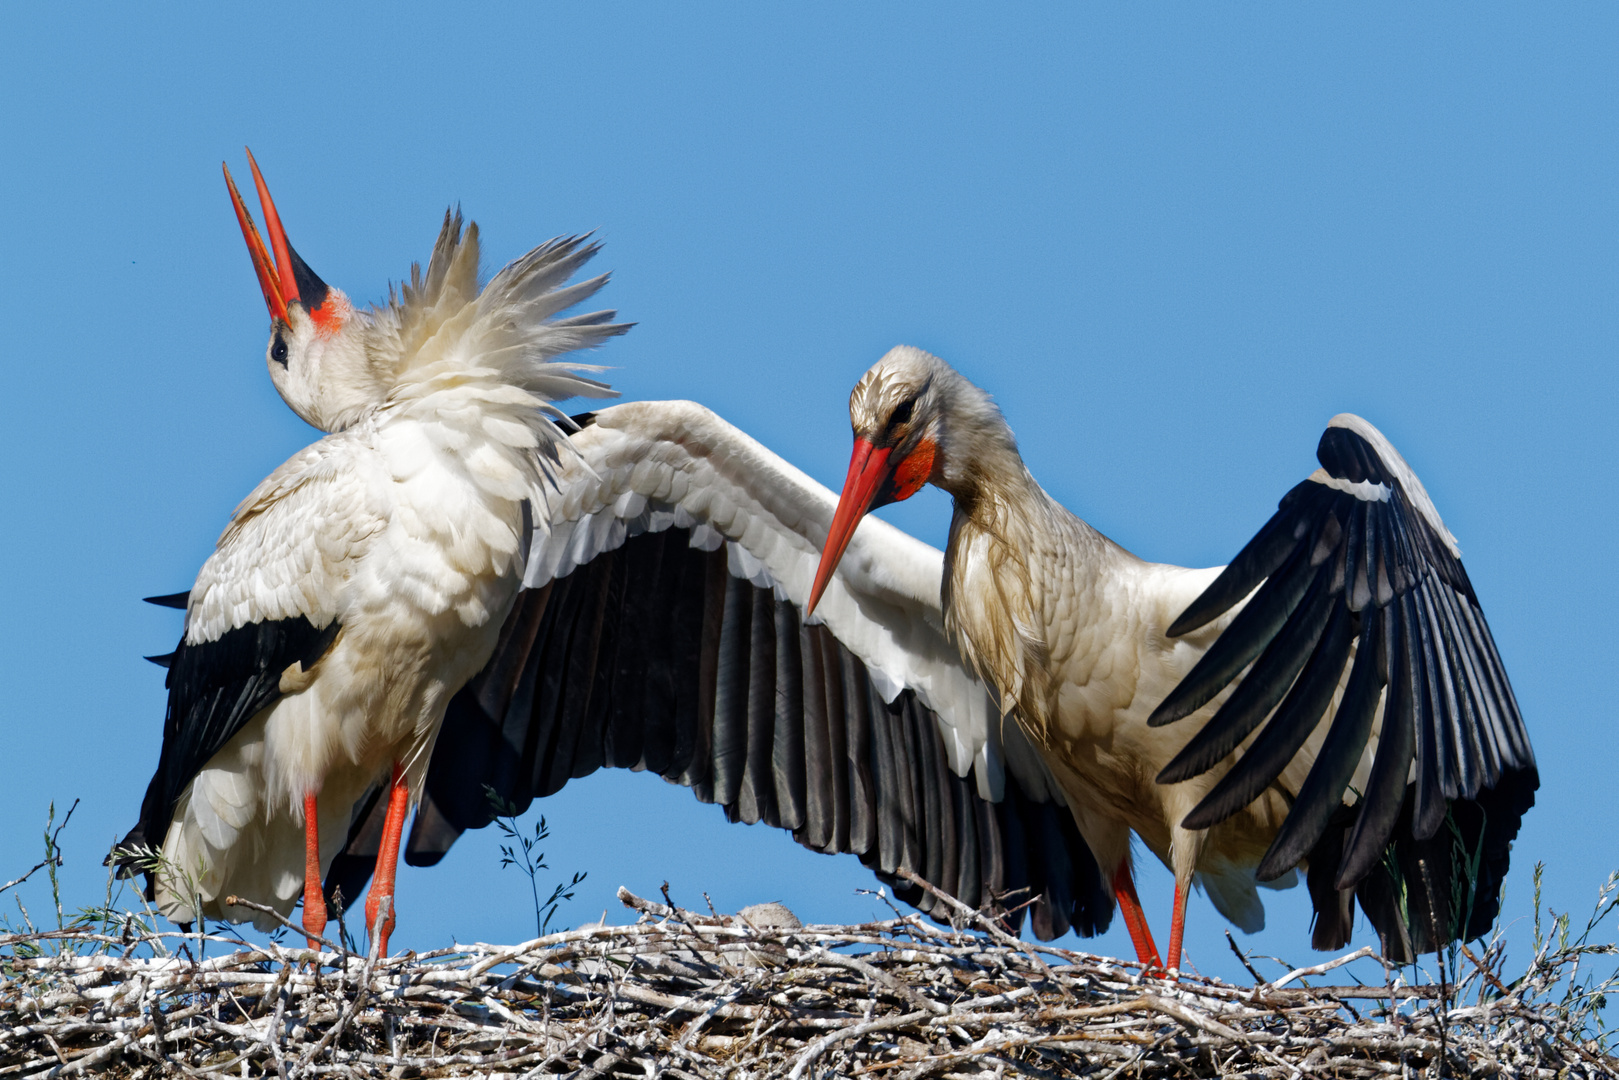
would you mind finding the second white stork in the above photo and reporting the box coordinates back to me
[809,345,1538,971]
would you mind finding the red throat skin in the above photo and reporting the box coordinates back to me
[890,437,937,501]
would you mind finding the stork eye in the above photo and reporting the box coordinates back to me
[270,335,289,367]
[890,399,914,427]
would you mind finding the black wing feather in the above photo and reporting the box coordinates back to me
[1150,539,1320,726]
[1157,562,1335,783]
[1158,418,1537,957]
[735,585,779,827]
[116,614,341,892]
[798,620,835,851]
[841,648,877,854]
[771,600,807,831]
[1337,613,1415,887]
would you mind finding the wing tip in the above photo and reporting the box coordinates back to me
[1164,610,1207,639]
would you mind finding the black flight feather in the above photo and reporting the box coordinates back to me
[1150,541,1318,726]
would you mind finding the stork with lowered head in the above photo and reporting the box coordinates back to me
[810,345,1537,972]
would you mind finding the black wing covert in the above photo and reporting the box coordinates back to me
[325,523,1113,942]
[1149,415,1536,960]
[114,612,342,896]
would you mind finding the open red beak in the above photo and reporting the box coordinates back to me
[808,438,893,615]
[223,159,287,321]
[223,148,334,325]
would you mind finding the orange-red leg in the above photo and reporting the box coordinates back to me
[1112,859,1163,970]
[302,793,327,949]
[364,763,409,956]
[1166,877,1189,977]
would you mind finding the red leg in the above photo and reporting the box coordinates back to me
[364,763,409,956]
[1112,859,1163,970]
[1166,876,1189,978]
[302,793,327,949]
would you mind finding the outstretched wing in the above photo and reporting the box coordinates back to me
[327,401,1111,940]
[1150,414,1536,953]
[116,436,383,885]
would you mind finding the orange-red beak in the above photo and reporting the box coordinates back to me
[223,153,289,322]
[808,438,894,615]
[223,148,331,325]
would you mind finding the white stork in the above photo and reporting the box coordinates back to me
[118,157,1116,953]
[809,345,1537,971]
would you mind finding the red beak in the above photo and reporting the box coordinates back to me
[223,158,288,322]
[222,148,306,322]
[808,438,893,615]
[245,148,301,312]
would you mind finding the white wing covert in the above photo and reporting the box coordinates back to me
[189,430,388,643]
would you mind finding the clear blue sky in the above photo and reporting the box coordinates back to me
[0,6,1612,984]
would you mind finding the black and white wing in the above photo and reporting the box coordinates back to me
[327,401,1112,940]
[1150,414,1537,956]
[115,438,377,899]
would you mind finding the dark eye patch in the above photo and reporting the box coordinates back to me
[270,334,289,367]
[890,399,914,427]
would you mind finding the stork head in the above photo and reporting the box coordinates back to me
[808,345,956,613]
[224,151,376,432]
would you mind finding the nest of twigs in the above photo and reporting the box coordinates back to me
[1,872,1615,1079]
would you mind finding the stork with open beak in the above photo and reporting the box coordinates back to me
[115,153,625,954]
[810,346,1537,972]
[120,159,1120,954]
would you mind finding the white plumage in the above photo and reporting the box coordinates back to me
[125,157,622,946]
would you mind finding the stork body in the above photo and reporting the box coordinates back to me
[118,156,623,951]
[812,346,1537,970]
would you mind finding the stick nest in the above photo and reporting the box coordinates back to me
[1,883,1613,1079]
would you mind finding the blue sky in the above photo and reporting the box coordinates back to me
[0,6,1613,983]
